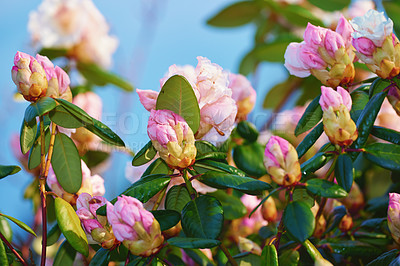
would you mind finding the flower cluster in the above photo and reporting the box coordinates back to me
[284,16,355,87]
[138,56,256,144]
[28,0,118,68]
[75,194,164,256]
[147,109,196,169]
[11,51,70,102]
[319,86,357,147]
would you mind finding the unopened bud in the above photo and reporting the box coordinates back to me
[339,214,353,232]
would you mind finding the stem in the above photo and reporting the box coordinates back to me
[219,243,238,266]
[274,219,285,251]
[152,186,168,211]
[0,231,27,266]
[182,169,196,199]
[44,123,57,178]
[314,156,338,232]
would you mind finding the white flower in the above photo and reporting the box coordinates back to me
[350,9,393,47]
[28,0,118,68]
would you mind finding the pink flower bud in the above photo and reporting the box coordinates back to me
[304,23,327,49]
[353,37,376,56]
[335,15,354,49]
[238,237,262,256]
[136,89,158,111]
[240,195,267,232]
[264,136,301,186]
[228,73,256,121]
[284,42,312,78]
[148,109,196,169]
[388,193,400,244]
[106,195,164,257]
[320,86,352,112]
[320,86,357,146]
[12,51,48,102]
[76,193,117,248]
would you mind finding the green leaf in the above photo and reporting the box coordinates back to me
[141,158,170,177]
[235,253,262,265]
[53,240,77,266]
[236,121,259,142]
[302,239,323,261]
[278,249,300,266]
[296,122,324,159]
[369,77,390,98]
[82,150,110,169]
[49,105,86,128]
[306,179,348,198]
[208,190,247,220]
[152,210,180,231]
[132,141,157,166]
[0,216,12,242]
[325,206,347,234]
[54,98,125,146]
[20,119,37,154]
[307,0,350,11]
[293,188,315,208]
[120,174,171,203]
[165,185,191,213]
[47,223,61,246]
[252,38,302,63]
[89,248,110,266]
[77,62,134,92]
[366,249,399,266]
[167,237,221,249]
[0,213,36,237]
[364,143,400,172]
[0,165,21,180]
[0,237,8,266]
[233,142,267,178]
[195,141,217,155]
[38,47,68,60]
[335,154,353,192]
[55,197,89,256]
[283,201,315,243]
[54,98,93,124]
[183,248,214,266]
[198,171,271,195]
[261,244,278,266]
[196,152,227,161]
[279,4,323,27]
[301,152,331,177]
[353,91,387,149]
[156,75,200,133]
[295,95,322,136]
[51,133,82,194]
[319,239,380,258]
[371,126,400,145]
[85,118,125,147]
[98,174,171,216]
[28,128,50,170]
[263,77,299,108]
[24,97,57,123]
[350,90,369,122]
[193,160,246,177]
[206,1,261,27]
[181,195,224,239]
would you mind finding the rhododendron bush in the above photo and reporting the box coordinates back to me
[4,0,400,265]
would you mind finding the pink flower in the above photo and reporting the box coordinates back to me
[320,86,358,147]
[196,96,237,144]
[352,37,376,56]
[264,136,301,186]
[11,51,48,102]
[147,109,196,169]
[284,19,355,87]
[319,86,352,112]
[76,193,116,248]
[106,195,164,256]
[388,193,400,244]
[228,73,256,121]
[240,195,268,229]
[136,89,158,111]
[35,54,70,96]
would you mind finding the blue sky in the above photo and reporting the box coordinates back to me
[0,0,288,236]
